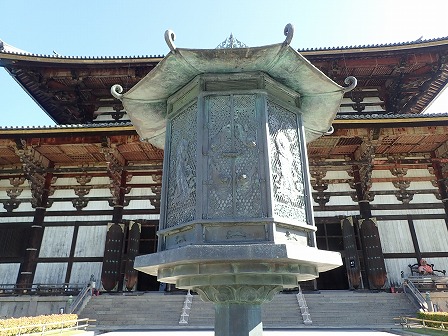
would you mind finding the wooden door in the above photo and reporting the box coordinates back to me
[341,217,361,289]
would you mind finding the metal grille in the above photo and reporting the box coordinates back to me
[206,94,262,219]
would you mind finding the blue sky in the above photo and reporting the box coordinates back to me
[1,0,448,126]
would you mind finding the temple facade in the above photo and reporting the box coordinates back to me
[0,36,447,292]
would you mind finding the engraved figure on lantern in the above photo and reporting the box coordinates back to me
[172,139,194,203]
[268,104,306,222]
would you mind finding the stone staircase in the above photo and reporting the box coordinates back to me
[304,290,415,328]
[80,290,416,331]
[80,292,186,330]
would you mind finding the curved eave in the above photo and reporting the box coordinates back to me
[334,114,448,127]
[300,37,448,56]
[0,114,447,137]
[0,52,164,65]
[2,36,448,62]
[0,124,136,137]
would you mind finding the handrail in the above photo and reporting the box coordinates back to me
[179,290,193,325]
[1,318,90,335]
[0,283,85,296]
[69,283,92,314]
[296,286,312,325]
[402,278,428,311]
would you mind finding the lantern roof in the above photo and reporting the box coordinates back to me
[112,24,356,148]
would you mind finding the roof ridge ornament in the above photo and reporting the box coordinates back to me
[165,30,176,53]
[216,33,248,49]
[343,76,357,92]
[111,84,123,100]
[283,23,294,46]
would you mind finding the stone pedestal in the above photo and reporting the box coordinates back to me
[113,25,355,335]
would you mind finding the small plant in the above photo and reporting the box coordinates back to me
[417,311,448,329]
[0,314,78,336]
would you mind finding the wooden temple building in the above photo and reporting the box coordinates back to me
[0,36,448,293]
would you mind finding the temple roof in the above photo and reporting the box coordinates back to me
[1,37,448,124]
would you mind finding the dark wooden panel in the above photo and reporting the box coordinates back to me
[0,226,29,258]
[124,222,140,291]
[341,217,361,289]
[359,217,386,289]
[101,223,124,291]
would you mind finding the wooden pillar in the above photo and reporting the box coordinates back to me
[17,170,54,290]
[351,140,387,289]
[101,144,129,291]
[431,158,448,221]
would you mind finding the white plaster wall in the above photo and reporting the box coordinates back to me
[414,219,448,252]
[372,208,445,216]
[82,200,111,211]
[51,189,75,198]
[49,200,111,211]
[44,215,111,222]
[371,170,394,178]
[123,214,160,220]
[0,190,7,213]
[15,202,35,212]
[370,194,400,205]
[88,188,113,198]
[74,226,107,257]
[424,257,448,274]
[410,181,437,190]
[69,262,102,285]
[90,177,110,185]
[127,199,155,210]
[0,216,34,223]
[34,263,67,284]
[0,263,20,285]
[16,189,32,199]
[51,186,111,199]
[406,169,433,178]
[52,177,78,186]
[384,258,416,286]
[54,176,109,185]
[313,210,359,217]
[325,170,351,180]
[128,187,156,197]
[326,183,353,192]
[39,226,74,258]
[47,201,78,211]
[129,175,158,184]
[325,195,354,207]
[377,220,414,253]
[0,179,11,187]
[370,182,395,191]
[410,193,440,204]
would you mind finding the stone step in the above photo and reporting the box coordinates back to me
[80,290,416,329]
